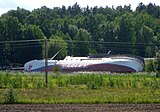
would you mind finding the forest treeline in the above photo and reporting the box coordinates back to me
[0,2,160,66]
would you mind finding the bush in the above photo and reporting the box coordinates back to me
[3,88,17,104]
[156,71,160,77]
[53,65,61,73]
[145,59,156,72]
[155,50,160,77]
[10,75,22,88]
[0,72,11,88]
[87,81,97,89]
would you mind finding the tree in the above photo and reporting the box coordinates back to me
[74,28,91,56]
[0,16,23,66]
[17,25,45,64]
[60,5,67,18]
[134,13,155,57]
[140,25,155,57]
[63,33,73,56]
[2,7,30,24]
[61,20,69,34]
[68,25,78,39]
[117,13,136,54]
[48,35,68,59]
[136,2,146,12]
[98,21,119,53]
[71,2,81,16]
[140,25,154,42]
[2,16,22,40]
[27,6,54,38]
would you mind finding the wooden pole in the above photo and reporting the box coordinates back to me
[45,39,48,87]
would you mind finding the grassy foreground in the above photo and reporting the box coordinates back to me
[0,71,160,104]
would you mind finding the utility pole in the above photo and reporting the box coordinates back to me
[44,38,48,87]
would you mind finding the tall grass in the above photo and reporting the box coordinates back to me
[56,74,103,89]
[0,71,46,89]
[0,71,159,89]
[3,87,17,104]
[0,71,160,104]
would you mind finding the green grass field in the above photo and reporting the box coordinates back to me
[0,71,160,104]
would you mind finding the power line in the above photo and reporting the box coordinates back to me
[0,39,160,45]
[0,39,45,44]
[49,39,160,46]
[0,40,44,49]
[0,39,159,50]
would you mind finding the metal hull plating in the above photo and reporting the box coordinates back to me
[57,56,144,73]
[24,60,57,72]
[24,55,145,73]
[61,63,136,72]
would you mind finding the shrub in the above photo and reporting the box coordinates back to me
[53,65,61,73]
[145,59,156,72]
[87,81,97,89]
[108,77,114,87]
[0,72,11,88]
[3,88,17,104]
[10,75,22,88]
[155,50,160,77]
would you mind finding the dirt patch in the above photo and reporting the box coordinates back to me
[0,104,160,112]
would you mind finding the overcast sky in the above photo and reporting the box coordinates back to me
[0,0,160,15]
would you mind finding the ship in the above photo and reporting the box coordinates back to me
[24,54,145,73]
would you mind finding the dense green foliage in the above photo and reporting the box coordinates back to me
[155,50,160,77]
[145,59,156,72]
[0,72,160,104]
[0,3,160,66]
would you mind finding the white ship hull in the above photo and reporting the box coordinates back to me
[24,60,57,72]
[57,56,144,72]
[24,55,145,73]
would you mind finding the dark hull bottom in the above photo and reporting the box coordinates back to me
[31,64,136,73]
[61,64,136,73]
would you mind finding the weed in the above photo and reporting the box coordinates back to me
[3,87,17,104]
[0,72,160,104]
[10,75,22,88]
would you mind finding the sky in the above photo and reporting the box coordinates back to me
[0,0,160,15]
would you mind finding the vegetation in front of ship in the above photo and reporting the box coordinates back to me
[0,71,160,104]
[145,50,160,77]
